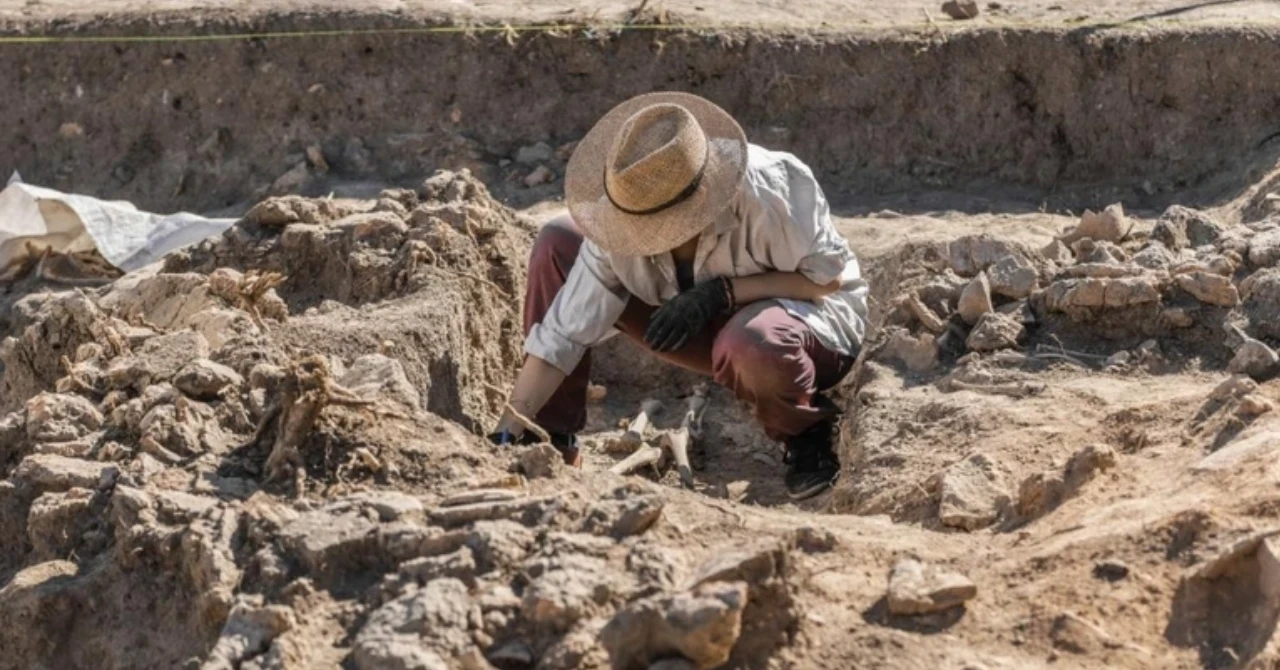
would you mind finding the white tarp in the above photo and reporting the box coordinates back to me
[0,173,235,273]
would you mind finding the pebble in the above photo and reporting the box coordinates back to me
[886,558,978,615]
[523,165,554,188]
[1092,559,1130,582]
[515,142,555,165]
[941,0,980,19]
[987,255,1038,299]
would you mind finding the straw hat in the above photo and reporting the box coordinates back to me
[565,92,748,257]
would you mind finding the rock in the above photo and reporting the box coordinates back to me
[1041,239,1074,264]
[521,556,613,631]
[600,581,748,670]
[342,491,425,522]
[26,488,95,560]
[110,330,212,388]
[1211,374,1257,402]
[582,492,665,539]
[886,558,977,615]
[1093,559,1129,582]
[174,359,244,400]
[1043,276,1161,312]
[355,578,474,665]
[399,546,477,584]
[338,355,421,409]
[25,392,102,443]
[270,161,310,195]
[515,142,555,165]
[938,453,1009,530]
[1230,339,1279,380]
[1133,243,1176,270]
[277,511,378,576]
[882,329,939,372]
[941,0,979,19]
[1175,272,1239,307]
[464,521,536,573]
[1065,204,1130,244]
[948,236,1028,276]
[1050,611,1121,654]
[1151,218,1189,251]
[690,539,789,588]
[1164,205,1224,248]
[13,454,119,492]
[523,165,554,188]
[1249,227,1280,267]
[202,597,296,670]
[987,256,1038,299]
[1238,394,1275,417]
[1065,444,1117,485]
[1244,269,1280,339]
[518,444,563,479]
[958,273,994,325]
[487,641,535,666]
[1105,351,1132,368]
[352,638,449,670]
[965,313,1024,353]
[1072,238,1128,264]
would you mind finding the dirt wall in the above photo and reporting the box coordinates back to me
[5,19,1280,214]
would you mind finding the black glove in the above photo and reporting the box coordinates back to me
[644,278,732,352]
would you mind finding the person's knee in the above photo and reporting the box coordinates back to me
[713,318,799,394]
[531,215,582,269]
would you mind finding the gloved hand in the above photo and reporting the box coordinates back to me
[644,278,732,352]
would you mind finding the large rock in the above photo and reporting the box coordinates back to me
[353,578,474,669]
[13,455,119,493]
[1175,272,1239,307]
[26,488,95,560]
[886,559,977,615]
[1243,269,1280,339]
[881,329,939,372]
[1230,340,1280,380]
[1064,204,1130,244]
[277,511,379,576]
[1249,227,1280,267]
[601,581,749,670]
[938,454,1009,531]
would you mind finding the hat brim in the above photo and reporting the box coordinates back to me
[564,92,748,258]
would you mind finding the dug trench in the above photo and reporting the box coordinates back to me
[8,16,1280,670]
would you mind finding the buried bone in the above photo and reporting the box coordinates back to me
[611,384,709,489]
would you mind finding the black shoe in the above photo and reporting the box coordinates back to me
[783,421,840,500]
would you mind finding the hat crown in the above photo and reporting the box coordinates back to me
[604,103,709,215]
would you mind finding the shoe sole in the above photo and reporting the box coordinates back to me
[786,471,839,501]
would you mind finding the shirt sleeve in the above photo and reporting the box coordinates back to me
[524,239,629,375]
[748,152,852,286]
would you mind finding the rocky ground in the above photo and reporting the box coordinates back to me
[6,154,1280,670]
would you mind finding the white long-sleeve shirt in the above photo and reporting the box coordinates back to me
[526,144,869,374]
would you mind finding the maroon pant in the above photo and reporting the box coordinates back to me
[526,216,854,442]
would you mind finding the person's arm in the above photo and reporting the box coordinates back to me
[493,238,627,439]
[730,271,840,305]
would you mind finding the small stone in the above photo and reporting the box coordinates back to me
[987,256,1038,299]
[1105,351,1132,368]
[1133,243,1176,270]
[939,453,1009,531]
[882,328,939,372]
[1041,239,1074,264]
[26,488,95,560]
[1238,394,1275,417]
[886,558,977,615]
[174,359,244,400]
[518,444,564,479]
[58,122,85,138]
[1072,238,1127,264]
[958,273,994,325]
[600,581,748,670]
[1092,559,1130,582]
[966,312,1024,353]
[941,0,980,19]
[305,145,330,175]
[582,493,665,539]
[1050,611,1120,654]
[1229,339,1279,380]
[1244,269,1280,339]
[521,557,612,631]
[523,165,554,188]
[1065,204,1130,244]
[515,142,555,165]
[1175,272,1239,307]
[354,579,473,667]
[399,546,477,584]
[587,383,608,403]
[795,526,838,553]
